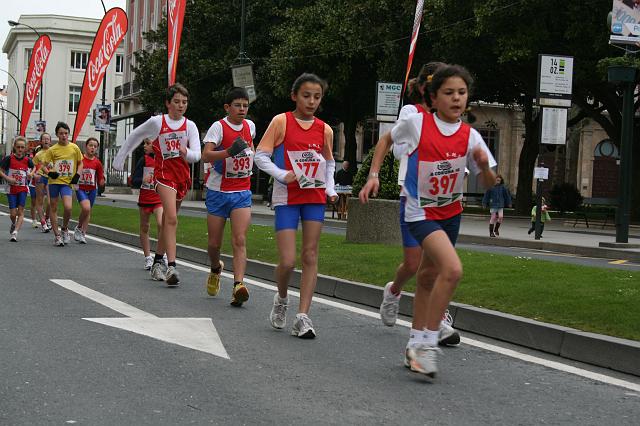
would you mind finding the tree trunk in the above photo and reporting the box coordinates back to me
[515,96,540,214]
[343,101,358,173]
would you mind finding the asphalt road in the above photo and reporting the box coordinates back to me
[1,213,639,425]
[95,198,640,270]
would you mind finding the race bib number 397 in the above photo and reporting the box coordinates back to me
[287,150,326,189]
[417,157,465,208]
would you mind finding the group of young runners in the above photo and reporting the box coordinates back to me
[2,63,496,378]
[1,122,104,245]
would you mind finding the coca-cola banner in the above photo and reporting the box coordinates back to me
[167,0,186,86]
[20,35,51,137]
[72,8,128,142]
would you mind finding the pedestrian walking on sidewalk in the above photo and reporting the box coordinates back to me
[359,62,460,346]
[201,87,255,307]
[528,197,551,237]
[392,64,496,377]
[255,73,338,339]
[482,174,511,237]
[113,83,201,286]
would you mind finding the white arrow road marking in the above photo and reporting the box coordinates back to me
[50,279,229,359]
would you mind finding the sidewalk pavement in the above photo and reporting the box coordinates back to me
[102,192,640,262]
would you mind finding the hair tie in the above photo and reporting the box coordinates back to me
[426,75,433,83]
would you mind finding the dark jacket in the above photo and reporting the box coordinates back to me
[482,184,512,209]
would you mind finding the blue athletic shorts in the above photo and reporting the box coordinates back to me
[399,196,419,248]
[205,189,251,219]
[48,183,73,199]
[29,186,37,198]
[76,189,97,207]
[407,214,462,247]
[275,203,325,231]
[39,176,48,186]
[7,192,28,209]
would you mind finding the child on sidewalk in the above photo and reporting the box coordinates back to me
[528,197,551,237]
[482,174,512,237]
[202,87,255,306]
[74,137,105,244]
[0,136,35,241]
[131,137,164,270]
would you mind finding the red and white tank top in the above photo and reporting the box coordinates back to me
[206,119,254,192]
[6,154,31,194]
[152,114,190,183]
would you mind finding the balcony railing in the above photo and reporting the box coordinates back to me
[114,80,141,101]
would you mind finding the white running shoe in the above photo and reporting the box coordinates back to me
[32,221,39,228]
[41,223,50,233]
[46,219,51,229]
[406,344,441,377]
[79,233,87,244]
[438,310,460,346]
[62,229,71,244]
[150,262,166,281]
[10,222,16,234]
[73,226,82,242]
[9,231,17,242]
[144,255,154,270]
[269,293,288,329]
[54,235,65,247]
[380,282,401,326]
[291,313,316,339]
[165,266,180,286]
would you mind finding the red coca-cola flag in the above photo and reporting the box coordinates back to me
[168,0,186,86]
[20,35,51,136]
[72,8,128,142]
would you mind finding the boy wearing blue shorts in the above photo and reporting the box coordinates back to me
[40,122,84,246]
[0,136,34,241]
[201,87,255,306]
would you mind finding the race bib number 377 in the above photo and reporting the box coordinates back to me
[287,150,326,189]
[417,157,465,208]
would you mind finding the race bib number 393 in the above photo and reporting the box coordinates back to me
[287,150,326,189]
[224,149,254,178]
[417,157,465,208]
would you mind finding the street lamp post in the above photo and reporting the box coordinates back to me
[0,68,21,130]
[8,20,44,122]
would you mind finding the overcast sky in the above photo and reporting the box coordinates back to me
[1,0,126,87]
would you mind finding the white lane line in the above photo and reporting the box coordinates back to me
[50,279,157,318]
[41,232,640,392]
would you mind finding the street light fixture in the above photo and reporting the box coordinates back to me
[8,19,44,122]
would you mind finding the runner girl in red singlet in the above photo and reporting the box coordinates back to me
[74,137,105,244]
[113,84,201,286]
[0,136,34,242]
[255,73,338,339]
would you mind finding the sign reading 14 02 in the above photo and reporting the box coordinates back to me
[548,58,566,75]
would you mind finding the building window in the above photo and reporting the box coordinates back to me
[68,86,82,112]
[113,102,122,116]
[70,51,89,70]
[24,48,32,68]
[115,55,124,73]
[32,91,41,112]
[478,128,499,158]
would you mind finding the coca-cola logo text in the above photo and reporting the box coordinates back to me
[25,38,50,104]
[168,0,180,72]
[87,12,124,92]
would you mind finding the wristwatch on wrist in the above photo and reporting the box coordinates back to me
[368,172,379,179]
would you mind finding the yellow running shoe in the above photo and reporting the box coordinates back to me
[206,260,224,296]
[230,282,249,307]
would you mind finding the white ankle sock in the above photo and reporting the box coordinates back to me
[423,329,439,346]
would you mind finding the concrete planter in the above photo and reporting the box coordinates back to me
[346,197,401,244]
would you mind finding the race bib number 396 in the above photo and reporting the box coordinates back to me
[287,150,326,189]
[417,157,465,208]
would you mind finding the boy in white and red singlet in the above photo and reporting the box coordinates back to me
[392,64,496,378]
[0,136,34,242]
[255,73,338,339]
[74,137,105,244]
[131,137,164,271]
[113,83,201,286]
[202,87,255,307]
